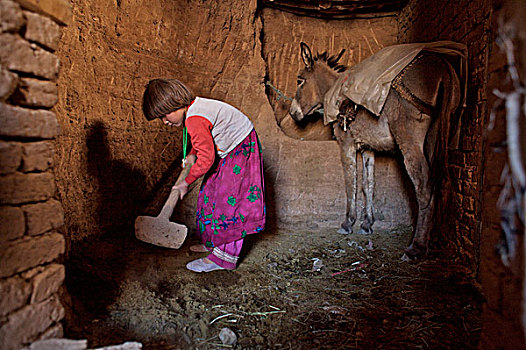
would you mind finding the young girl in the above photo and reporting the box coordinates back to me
[142,79,266,272]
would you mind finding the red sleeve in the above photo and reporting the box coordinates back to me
[184,116,215,185]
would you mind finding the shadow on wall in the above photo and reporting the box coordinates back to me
[86,120,148,237]
[65,121,188,338]
[64,121,149,333]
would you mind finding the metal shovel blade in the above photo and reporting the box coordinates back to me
[134,215,187,249]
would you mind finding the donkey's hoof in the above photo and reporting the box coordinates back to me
[339,220,354,235]
[358,227,373,235]
[402,246,425,261]
[401,253,412,262]
[337,227,351,235]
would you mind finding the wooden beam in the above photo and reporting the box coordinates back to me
[260,0,407,19]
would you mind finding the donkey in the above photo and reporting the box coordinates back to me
[289,42,462,259]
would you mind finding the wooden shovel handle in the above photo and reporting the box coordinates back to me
[158,159,194,220]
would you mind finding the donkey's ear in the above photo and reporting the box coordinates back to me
[300,42,314,69]
[335,48,345,63]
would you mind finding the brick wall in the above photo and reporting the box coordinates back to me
[398,0,492,272]
[399,0,526,348]
[0,0,71,349]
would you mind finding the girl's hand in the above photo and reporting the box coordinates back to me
[173,180,189,199]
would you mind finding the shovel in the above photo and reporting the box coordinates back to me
[135,161,193,249]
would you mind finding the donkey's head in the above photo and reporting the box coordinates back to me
[289,42,346,122]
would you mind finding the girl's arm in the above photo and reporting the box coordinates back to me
[182,116,215,185]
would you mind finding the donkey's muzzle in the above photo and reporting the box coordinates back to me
[289,99,304,122]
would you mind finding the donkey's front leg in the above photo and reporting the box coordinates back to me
[334,125,357,234]
[359,150,375,234]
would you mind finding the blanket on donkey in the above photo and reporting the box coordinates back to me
[323,41,468,124]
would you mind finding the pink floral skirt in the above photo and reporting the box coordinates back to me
[196,129,265,249]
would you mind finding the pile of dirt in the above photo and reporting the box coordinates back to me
[65,226,482,349]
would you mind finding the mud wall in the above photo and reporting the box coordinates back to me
[0,1,71,349]
[53,0,272,243]
[54,0,187,241]
[53,0,266,241]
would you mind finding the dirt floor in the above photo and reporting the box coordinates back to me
[65,226,482,349]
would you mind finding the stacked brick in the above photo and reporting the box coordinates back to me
[0,0,71,349]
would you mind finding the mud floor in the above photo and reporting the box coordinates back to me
[65,227,482,349]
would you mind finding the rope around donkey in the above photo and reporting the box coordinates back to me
[265,81,293,102]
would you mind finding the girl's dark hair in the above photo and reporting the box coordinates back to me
[142,79,195,121]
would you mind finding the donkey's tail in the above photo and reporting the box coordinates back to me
[431,58,463,193]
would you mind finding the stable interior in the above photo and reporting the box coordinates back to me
[0,0,525,349]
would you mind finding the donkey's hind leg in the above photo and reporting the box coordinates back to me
[387,95,434,259]
[393,124,434,259]
[359,150,375,234]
